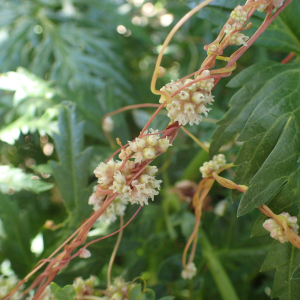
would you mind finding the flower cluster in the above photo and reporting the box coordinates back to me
[230,6,248,24]
[100,277,136,300]
[263,212,299,243]
[0,274,24,300]
[120,129,172,163]
[199,154,226,178]
[27,276,98,300]
[181,262,197,280]
[73,276,97,296]
[160,70,214,126]
[89,191,128,223]
[255,0,283,12]
[91,158,161,210]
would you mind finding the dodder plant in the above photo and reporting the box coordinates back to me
[2,0,300,299]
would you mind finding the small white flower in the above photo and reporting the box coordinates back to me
[127,129,172,163]
[228,32,249,46]
[214,200,227,217]
[103,116,114,132]
[0,275,24,300]
[183,79,197,91]
[200,154,226,178]
[181,262,197,280]
[79,249,91,259]
[143,147,156,159]
[207,44,219,54]
[94,160,117,186]
[263,212,299,243]
[89,188,128,223]
[196,70,214,92]
[230,6,248,23]
[160,73,214,126]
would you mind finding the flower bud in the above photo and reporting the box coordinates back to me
[103,116,114,132]
[143,147,156,159]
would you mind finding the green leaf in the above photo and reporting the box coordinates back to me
[0,165,54,194]
[211,61,300,299]
[260,242,300,300]
[50,102,93,232]
[50,282,76,300]
[129,284,143,300]
[144,289,155,300]
[158,297,175,300]
[234,64,300,216]
[0,194,35,276]
[210,61,300,156]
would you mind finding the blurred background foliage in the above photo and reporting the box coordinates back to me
[0,0,297,299]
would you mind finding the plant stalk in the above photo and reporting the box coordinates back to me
[198,229,240,300]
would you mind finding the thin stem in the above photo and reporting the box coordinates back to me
[107,216,124,287]
[198,228,240,300]
[181,126,209,153]
[150,0,215,95]
[281,52,295,64]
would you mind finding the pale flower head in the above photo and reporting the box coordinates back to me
[228,32,249,46]
[263,212,299,243]
[181,262,197,280]
[103,116,114,132]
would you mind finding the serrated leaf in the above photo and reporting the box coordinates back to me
[0,165,54,194]
[50,282,76,300]
[50,102,93,231]
[210,61,300,156]
[260,242,300,300]
[234,66,300,216]
[212,61,300,299]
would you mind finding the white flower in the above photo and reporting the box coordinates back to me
[228,32,249,46]
[181,262,197,280]
[263,212,299,243]
[160,70,214,126]
[78,249,91,259]
[200,154,226,178]
[0,275,24,300]
[103,116,114,132]
[73,276,96,296]
[110,171,128,194]
[230,6,248,23]
[94,160,117,186]
[129,166,162,206]
[214,200,227,216]
[196,70,214,92]
[126,129,172,163]
[207,43,219,54]
[255,0,282,12]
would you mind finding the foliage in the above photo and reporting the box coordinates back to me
[0,0,299,300]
